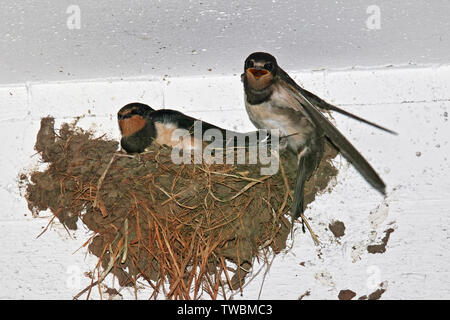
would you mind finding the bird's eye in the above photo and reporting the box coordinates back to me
[245,60,255,69]
[264,62,274,71]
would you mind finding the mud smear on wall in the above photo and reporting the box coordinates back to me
[339,283,387,300]
[329,220,346,238]
[367,228,395,254]
[338,289,356,300]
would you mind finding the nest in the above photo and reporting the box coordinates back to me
[23,117,338,299]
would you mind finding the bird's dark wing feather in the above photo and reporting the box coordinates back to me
[277,68,397,135]
[280,78,387,196]
[154,109,264,148]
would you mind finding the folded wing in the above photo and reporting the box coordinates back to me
[280,77,387,195]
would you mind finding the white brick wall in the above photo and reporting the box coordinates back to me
[1,65,450,299]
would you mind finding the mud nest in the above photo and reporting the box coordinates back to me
[23,117,338,299]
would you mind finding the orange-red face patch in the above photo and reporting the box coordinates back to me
[119,115,147,137]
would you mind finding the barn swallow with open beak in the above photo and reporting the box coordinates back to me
[117,102,270,154]
[242,52,396,229]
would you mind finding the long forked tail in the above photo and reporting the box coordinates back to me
[321,103,397,135]
[277,67,397,135]
[282,79,387,196]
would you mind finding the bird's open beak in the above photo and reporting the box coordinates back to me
[248,68,270,80]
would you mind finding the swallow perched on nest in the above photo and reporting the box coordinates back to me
[117,103,155,154]
[117,102,269,154]
[242,52,396,229]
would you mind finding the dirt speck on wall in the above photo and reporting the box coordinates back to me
[329,220,346,238]
[23,117,338,299]
[338,289,356,300]
[367,228,395,254]
[339,281,388,300]
[358,287,387,300]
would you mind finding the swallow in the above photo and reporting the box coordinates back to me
[242,52,396,228]
[117,103,155,154]
[117,102,269,154]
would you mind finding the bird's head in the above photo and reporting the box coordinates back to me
[243,52,278,90]
[117,102,154,137]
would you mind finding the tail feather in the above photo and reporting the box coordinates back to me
[282,79,387,196]
[277,68,397,135]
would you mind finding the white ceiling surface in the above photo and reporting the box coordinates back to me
[1,0,450,84]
